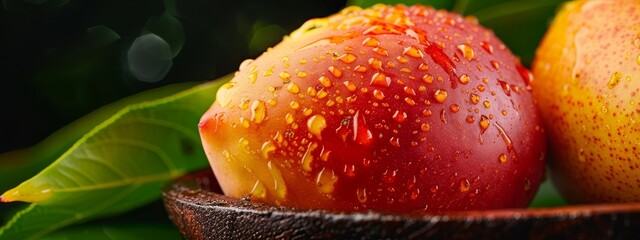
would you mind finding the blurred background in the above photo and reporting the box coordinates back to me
[0,0,565,153]
[0,0,346,153]
[0,0,566,154]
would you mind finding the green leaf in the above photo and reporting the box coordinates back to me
[529,177,567,208]
[41,222,181,240]
[0,82,199,193]
[41,201,181,240]
[465,0,565,66]
[0,75,231,240]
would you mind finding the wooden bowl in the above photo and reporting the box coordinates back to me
[162,169,640,239]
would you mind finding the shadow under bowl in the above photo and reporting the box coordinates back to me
[162,169,640,239]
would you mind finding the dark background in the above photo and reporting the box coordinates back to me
[0,0,346,153]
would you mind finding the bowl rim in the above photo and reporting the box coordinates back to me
[163,169,640,221]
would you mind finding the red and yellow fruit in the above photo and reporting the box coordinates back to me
[533,0,640,203]
[200,4,545,213]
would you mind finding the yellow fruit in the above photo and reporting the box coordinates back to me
[533,0,640,203]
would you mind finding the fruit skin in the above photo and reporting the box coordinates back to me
[200,4,545,213]
[532,0,640,203]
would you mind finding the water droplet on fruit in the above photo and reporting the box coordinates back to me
[307,115,327,140]
[371,72,391,87]
[440,109,447,123]
[267,131,282,146]
[261,141,276,159]
[430,185,439,193]
[404,97,416,106]
[491,61,499,70]
[297,71,308,78]
[247,72,258,83]
[303,108,313,116]
[328,66,343,78]
[494,122,513,151]
[239,59,254,71]
[286,83,300,94]
[316,167,338,194]
[389,137,400,147]
[421,123,431,132]
[419,63,429,71]
[459,74,470,84]
[238,137,250,152]
[456,43,474,61]
[238,98,250,110]
[362,37,380,47]
[608,72,622,89]
[422,74,434,84]
[290,101,300,109]
[633,36,640,49]
[317,89,328,99]
[410,189,420,200]
[450,104,460,113]
[460,179,470,192]
[343,164,356,177]
[373,47,389,56]
[249,180,267,199]
[338,53,357,63]
[466,115,475,123]
[516,65,533,87]
[355,65,367,72]
[434,89,448,103]
[250,100,266,124]
[499,153,507,163]
[368,57,383,70]
[372,89,385,100]
[357,188,368,203]
[239,117,250,128]
[279,71,291,82]
[216,82,238,108]
[483,101,491,108]
[397,56,408,63]
[353,111,373,146]
[479,115,490,134]
[524,179,531,191]
[318,76,332,88]
[481,41,493,54]
[301,142,318,172]
[382,169,397,183]
[578,148,586,162]
[320,147,332,161]
[285,113,294,124]
[404,86,416,96]
[343,80,357,92]
[393,110,407,123]
[425,44,458,89]
[498,80,511,96]
[263,67,274,76]
[267,161,287,199]
[403,45,424,58]
[469,93,480,105]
